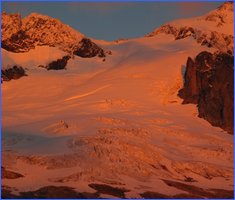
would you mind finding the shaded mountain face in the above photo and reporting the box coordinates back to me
[178,51,234,134]
[1,12,106,58]
[146,2,234,54]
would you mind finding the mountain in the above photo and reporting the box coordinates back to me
[1,12,108,80]
[1,12,106,57]
[1,2,234,199]
[146,2,234,54]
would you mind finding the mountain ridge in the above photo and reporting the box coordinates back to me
[146,1,234,54]
[1,12,106,58]
[2,2,233,55]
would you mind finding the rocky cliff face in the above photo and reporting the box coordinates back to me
[178,51,234,134]
[1,12,106,58]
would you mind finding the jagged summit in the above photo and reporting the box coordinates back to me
[1,12,106,57]
[22,12,84,48]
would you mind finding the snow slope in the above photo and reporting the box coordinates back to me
[2,46,67,69]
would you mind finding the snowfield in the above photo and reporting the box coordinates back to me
[2,46,67,70]
[1,2,234,199]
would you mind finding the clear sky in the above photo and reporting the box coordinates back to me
[2,1,224,41]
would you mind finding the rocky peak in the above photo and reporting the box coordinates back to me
[22,13,84,50]
[1,12,108,58]
[2,12,22,41]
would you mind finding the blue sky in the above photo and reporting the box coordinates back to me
[2,2,224,41]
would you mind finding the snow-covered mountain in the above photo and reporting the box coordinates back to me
[2,12,106,57]
[146,2,234,54]
[1,2,234,199]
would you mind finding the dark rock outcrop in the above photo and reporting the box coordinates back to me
[178,51,234,134]
[88,183,130,198]
[46,56,71,70]
[2,186,19,199]
[2,185,99,199]
[159,179,234,199]
[2,65,27,82]
[2,167,24,179]
[2,30,34,53]
[73,38,105,58]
